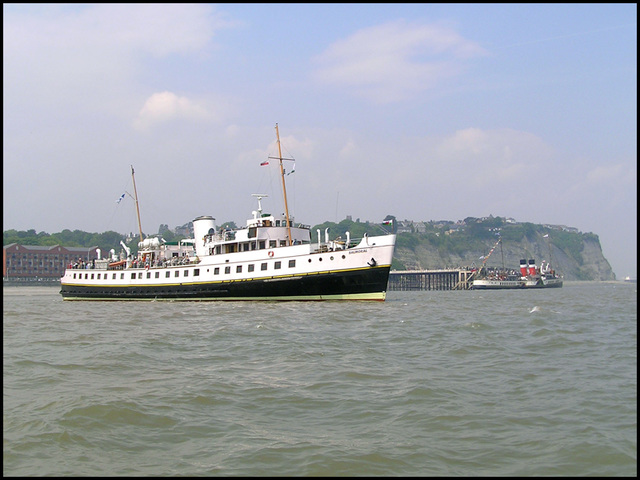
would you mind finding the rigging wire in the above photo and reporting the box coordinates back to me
[104,176,135,235]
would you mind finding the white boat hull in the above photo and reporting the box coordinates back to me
[524,277,563,288]
[471,279,525,289]
[472,275,563,290]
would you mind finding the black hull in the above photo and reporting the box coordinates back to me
[60,266,391,301]
[527,282,563,289]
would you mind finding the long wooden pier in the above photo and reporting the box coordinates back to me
[388,269,474,291]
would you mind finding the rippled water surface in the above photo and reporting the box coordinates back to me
[3,282,636,476]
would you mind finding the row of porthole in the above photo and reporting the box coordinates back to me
[309,254,346,262]
[70,253,351,283]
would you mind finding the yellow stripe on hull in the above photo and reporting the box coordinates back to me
[61,291,387,302]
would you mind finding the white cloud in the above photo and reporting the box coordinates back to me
[3,4,232,117]
[312,20,488,102]
[4,4,223,57]
[438,127,490,156]
[434,127,553,185]
[92,4,220,56]
[585,164,625,184]
[338,139,359,159]
[568,160,637,206]
[133,91,210,130]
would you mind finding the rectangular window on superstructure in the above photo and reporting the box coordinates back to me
[236,265,242,273]
[166,271,170,278]
[289,260,296,268]
[259,241,266,250]
[274,261,281,270]
[155,272,160,278]
[91,274,95,279]
[248,264,255,272]
[174,271,179,277]
[147,272,151,279]
[225,266,231,274]
[269,240,277,248]
[138,272,143,279]
[97,274,101,279]
[184,270,188,277]
[131,273,136,279]
[120,273,124,279]
[214,267,219,275]
[261,262,267,271]
[194,269,199,276]
[113,273,116,280]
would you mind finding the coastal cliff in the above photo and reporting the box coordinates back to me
[390,225,615,281]
[393,233,614,281]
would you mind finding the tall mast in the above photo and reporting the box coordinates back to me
[131,165,144,242]
[545,234,554,269]
[275,124,293,246]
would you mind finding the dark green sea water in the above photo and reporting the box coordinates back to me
[3,282,636,476]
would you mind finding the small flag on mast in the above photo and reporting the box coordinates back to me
[287,162,296,175]
[382,219,393,225]
[116,193,125,204]
[260,161,269,166]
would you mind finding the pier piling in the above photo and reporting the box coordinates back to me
[388,269,474,291]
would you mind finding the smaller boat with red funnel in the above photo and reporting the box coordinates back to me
[521,258,563,288]
[471,237,563,290]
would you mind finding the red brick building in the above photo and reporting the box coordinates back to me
[3,244,98,279]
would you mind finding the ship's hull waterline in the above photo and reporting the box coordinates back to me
[60,265,391,301]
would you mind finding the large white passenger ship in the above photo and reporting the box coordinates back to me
[60,125,396,301]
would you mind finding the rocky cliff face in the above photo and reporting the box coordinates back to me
[556,236,616,281]
[393,232,615,281]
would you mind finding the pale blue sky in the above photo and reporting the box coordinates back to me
[3,3,637,278]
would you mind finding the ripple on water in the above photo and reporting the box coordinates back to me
[3,285,637,476]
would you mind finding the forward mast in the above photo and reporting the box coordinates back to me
[131,165,144,243]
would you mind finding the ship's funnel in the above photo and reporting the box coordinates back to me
[528,259,537,276]
[193,215,216,257]
[520,259,528,277]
